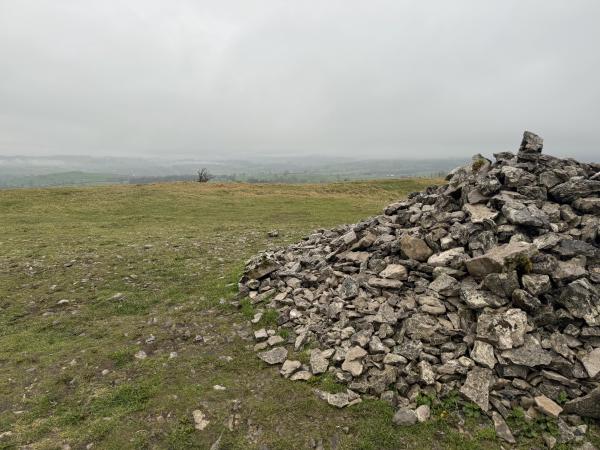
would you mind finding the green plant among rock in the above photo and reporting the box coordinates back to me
[471,158,486,172]
[512,253,533,275]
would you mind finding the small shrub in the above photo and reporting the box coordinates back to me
[472,159,486,172]
[557,391,568,405]
[511,254,533,275]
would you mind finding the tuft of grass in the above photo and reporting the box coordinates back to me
[259,308,279,327]
[91,380,157,416]
[472,158,486,172]
[278,328,291,340]
[109,348,134,368]
[308,373,346,394]
[239,298,255,319]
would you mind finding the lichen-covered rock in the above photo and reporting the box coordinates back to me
[258,347,288,365]
[465,241,537,278]
[564,387,600,419]
[460,367,492,411]
[476,308,528,350]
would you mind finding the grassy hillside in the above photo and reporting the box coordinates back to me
[0,180,595,449]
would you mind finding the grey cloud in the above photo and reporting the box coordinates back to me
[0,0,599,159]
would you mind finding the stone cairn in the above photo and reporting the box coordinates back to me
[239,132,600,444]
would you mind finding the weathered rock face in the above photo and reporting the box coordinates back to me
[240,131,600,442]
[465,241,537,278]
[399,235,433,261]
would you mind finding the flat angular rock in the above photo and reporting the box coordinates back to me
[373,302,398,324]
[460,367,492,411]
[573,197,600,214]
[254,328,268,341]
[471,341,496,369]
[417,360,435,385]
[379,264,408,280]
[522,274,551,296]
[258,347,288,365]
[463,204,498,224]
[280,360,301,378]
[554,239,598,258]
[342,346,367,377]
[246,256,280,280]
[460,282,508,309]
[501,335,552,367]
[511,288,542,312]
[290,370,312,381]
[580,348,600,378]
[339,251,370,263]
[553,257,587,283]
[417,295,446,315]
[492,411,516,443]
[429,273,459,296]
[404,313,440,342]
[340,277,359,299]
[415,404,431,422]
[368,335,387,353]
[465,241,537,278]
[368,277,403,289]
[502,202,549,228]
[534,395,563,417]
[267,335,284,346]
[393,407,418,426]
[558,279,600,326]
[383,353,407,365]
[294,332,308,351]
[314,389,360,408]
[310,349,329,375]
[533,233,562,250]
[483,271,520,298]
[549,178,600,203]
[564,387,600,419]
[399,235,433,262]
[501,166,537,188]
[476,308,528,350]
[427,247,468,269]
[332,229,358,247]
[519,130,544,154]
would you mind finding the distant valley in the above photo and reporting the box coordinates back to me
[0,154,466,188]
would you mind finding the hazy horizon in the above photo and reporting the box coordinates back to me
[1,1,599,160]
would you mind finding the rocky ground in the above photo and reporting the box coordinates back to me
[240,132,600,448]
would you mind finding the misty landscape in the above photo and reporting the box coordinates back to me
[0,155,466,187]
[1,1,600,450]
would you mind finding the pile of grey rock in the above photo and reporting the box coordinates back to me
[239,132,600,444]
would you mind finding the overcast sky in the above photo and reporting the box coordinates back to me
[1,1,599,159]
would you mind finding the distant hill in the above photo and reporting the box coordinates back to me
[0,154,466,188]
[0,171,129,188]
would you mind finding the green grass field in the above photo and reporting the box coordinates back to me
[0,180,596,449]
